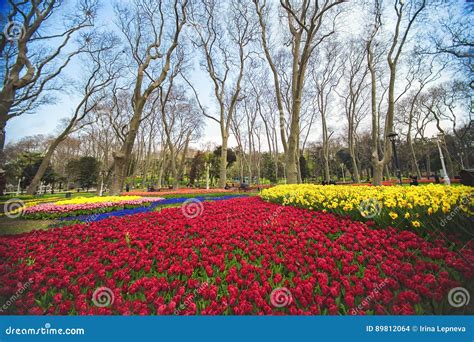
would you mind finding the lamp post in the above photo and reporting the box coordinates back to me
[388,132,402,185]
[205,162,211,190]
[436,134,450,185]
[340,163,345,183]
[99,170,106,196]
[457,151,465,169]
[16,176,24,195]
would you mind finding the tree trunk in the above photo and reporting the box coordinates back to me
[110,152,127,194]
[219,135,228,188]
[408,135,421,179]
[110,103,144,195]
[286,93,301,184]
[443,145,454,178]
[426,153,431,176]
[350,152,360,183]
[367,37,380,186]
[322,113,330,183]
[248,127,253,184]
[170,146,178,189]
[157,157,165,188]
[177,134,191,188]
[296,139,302,183]
[248,153,252,185]
[143,134,153,185]
[0,94,14,195]
[323,151,330,182]
[239,150,244,182]
[286,135,298,184]
[0,117,8,195]
[384,164,391,180]
[274,128,279,181]
[373,161,384,186]
[26,138,63,194]
[296,153,302,183]
[348,120,360,183]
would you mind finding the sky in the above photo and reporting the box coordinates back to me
[2,0,468,150]
[6,66,228,148]
[3,0,237,149]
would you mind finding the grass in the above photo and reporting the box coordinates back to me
[153,203,182,211]
[0,216,86,235]
[0,217,54,235]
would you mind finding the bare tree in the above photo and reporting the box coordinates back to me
[185,0,255,188]
[140,104,161,186]
[246,68,280,181]
[311,40,343,182]
[336,39,369,183]
[394,53,444,178]
[26,32,122,194]
[424,1,473,75]
[160,82,203,188]
[253,0,344,184]
[0,0,97,193]
[365,0,427,185]
[109,0,188,195]
[231,74,263,185]
[419,81,470,176]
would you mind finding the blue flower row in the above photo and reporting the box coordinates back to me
[60,195,250,223]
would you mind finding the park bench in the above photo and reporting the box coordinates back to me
[237,184,273,192]
[146,186,172,192]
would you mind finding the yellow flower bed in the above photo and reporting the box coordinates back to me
[1,196,148,218]
[55,196,142,205]
[261,184,473,231]
[0,197,64,217]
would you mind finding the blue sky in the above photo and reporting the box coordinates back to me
[3,0,226,148]
[2,0,468,149]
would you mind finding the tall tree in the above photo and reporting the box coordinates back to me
[26,32,121,194]
[337,39,369,183]
[311,41,343,183]
[366,0,427,185]
[160,84,203,188]
[0,0,97,194]
[110,0,188,194]
[186,0,255,187]
[253,0,344,184]
[394,54,444,179]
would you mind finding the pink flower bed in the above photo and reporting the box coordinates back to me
[23,198,164,215]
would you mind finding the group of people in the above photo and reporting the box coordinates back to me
[224,181,247,190]
[409,173,441,186]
